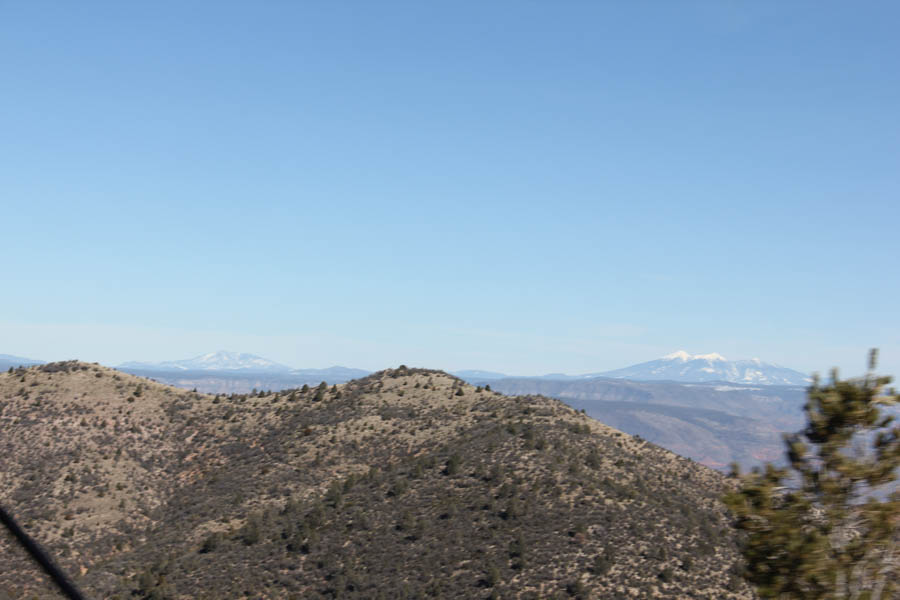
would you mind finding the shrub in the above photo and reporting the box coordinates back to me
[445,453,461,476]
[199,532,223,553]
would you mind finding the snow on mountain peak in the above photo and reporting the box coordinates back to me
[663,351,726,362]
[119,351,292,373]
[191,351,287,370]
[194,351,266,367]
[600,351,810,385]
[694,352,726,362]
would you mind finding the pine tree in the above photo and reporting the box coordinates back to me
[725,350,899,599]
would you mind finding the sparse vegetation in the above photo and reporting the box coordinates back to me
[1,362,751,598]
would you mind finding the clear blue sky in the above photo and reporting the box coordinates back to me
[2,1,898,377]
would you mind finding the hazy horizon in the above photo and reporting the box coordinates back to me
[0,345,843,380]
[3,2,898,378]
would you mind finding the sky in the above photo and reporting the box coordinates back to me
[1,1,898,377]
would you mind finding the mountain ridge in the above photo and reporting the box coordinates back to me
[117,351,371,391]
[5,349,809,387]
[0,354,44,370]
[597,350,810,386]
[119,350,294,373]
[1,360,753,599]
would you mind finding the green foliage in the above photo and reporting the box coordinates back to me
[485,565,500,588]
[199,532,222,553]
[725,351,899,599]
[591,547,614,575]
[566,578,586,597]
[585,448,602,470]
[445,452,461,476]
[240,513,263,545]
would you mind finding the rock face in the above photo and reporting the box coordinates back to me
[1,361,754,599]
[599,350,810,386]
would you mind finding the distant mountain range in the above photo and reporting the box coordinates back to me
[2,348,813,468]
[0,354,44,370]
[452,351,811,386]
[449,369,509,381]
[119,350,294,373]
[4,349,811,387]
[453,352,812,470]
[597,350,811,386]
[119,351,369,379]
[115,351,370,393]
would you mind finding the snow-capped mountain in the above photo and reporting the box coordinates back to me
[119,351,293,373]
[598,350,810,386]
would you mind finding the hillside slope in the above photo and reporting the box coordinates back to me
[1,362,752,599]
[483,377,805,469]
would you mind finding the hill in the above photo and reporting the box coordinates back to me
[1,362,753,599]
